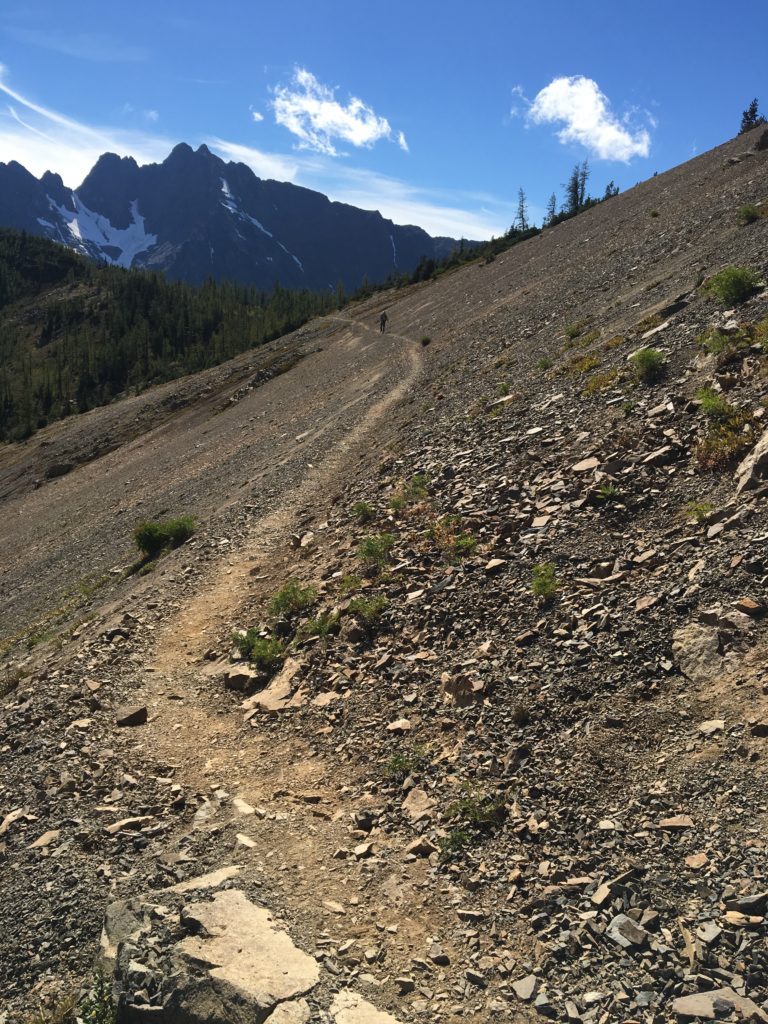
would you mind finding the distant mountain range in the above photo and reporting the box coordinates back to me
[0,144,465,292]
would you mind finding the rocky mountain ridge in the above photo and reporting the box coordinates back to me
[0,127,767,1023]
[0,143,460,292]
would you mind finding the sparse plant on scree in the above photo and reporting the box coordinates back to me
[133,516,196,559]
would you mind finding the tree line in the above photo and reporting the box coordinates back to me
[0,229,339,441]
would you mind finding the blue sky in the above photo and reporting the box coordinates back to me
[0,0,765,239]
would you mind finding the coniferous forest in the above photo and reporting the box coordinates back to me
[0,229,339,441]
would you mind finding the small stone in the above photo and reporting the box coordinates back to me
[512,975,539,1001]
[698,720,724,737]
[29,829,60,849]
[115,705,148,727]
[606,913,650,948]
[672,987,768,1021]
[387,718,412,733]
[405,836,438,857]
[659,814,694,829]
[572,456,600,472]
[484,558,507,574]
[685,852,709,870]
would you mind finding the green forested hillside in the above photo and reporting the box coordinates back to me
[0,230,338,440]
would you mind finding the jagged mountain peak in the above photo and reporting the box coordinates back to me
[0,144,460,290]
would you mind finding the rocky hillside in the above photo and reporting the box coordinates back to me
[0,144,460,292]
[0,127,767,1024]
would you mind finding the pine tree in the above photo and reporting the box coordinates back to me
[603,180,619,199]
[544,193,557,226]
[564,164,581,216]
[515,187,529,232]
[577,160,590,209]
[739,98,766,134]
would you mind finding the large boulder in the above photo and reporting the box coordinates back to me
[735,428,768,494]
[102,876,319,1023]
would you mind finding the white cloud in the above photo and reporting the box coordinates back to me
[251,110,264,123]
[144,109,159,122]
[528,76,651,161]
[0,75,173,185]
[271,67,405,156]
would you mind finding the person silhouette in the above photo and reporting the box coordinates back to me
[379,311,388,333]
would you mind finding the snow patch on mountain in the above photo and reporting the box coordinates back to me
[46,195,157,268]
[389,234,397,265]
[220,178,303,271]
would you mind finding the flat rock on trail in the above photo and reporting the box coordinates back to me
[1,129,768,1022]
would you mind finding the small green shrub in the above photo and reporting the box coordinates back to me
[564,319,589,340]
[352,501,375,524]
[736,204,760,226]
[532,561,558,599]
[695,426,752,472]
[268,579,317,617]
[596,482,621,503]
[347,594,389,627]
[686,500,714,523]
[384,746,428,782]
[629,347,665,383]
[536,356,553,371]
[296,611,340,641]
[696,387,736,421]
[703,266,760,306]
[695,328,734,355]
[133,516,196,558]
[232,631,285,671]
[337,573,363,595]
[439,784,506,859]
[637,313,662,334]
[79,972,117,1024]
[650,209,660,218]
[357,533,395,568]
[420,335,432,347]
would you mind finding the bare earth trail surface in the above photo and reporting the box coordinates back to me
[2,130,768,1023]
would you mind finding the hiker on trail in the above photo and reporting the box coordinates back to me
[379,311,388,333]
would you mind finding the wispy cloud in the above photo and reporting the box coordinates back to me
[0,70,172,184]
[6,26,149,63]
[271,67,407,156]
[144,109,159,123]
[526,76,651,161]
[251,110,264,123]
[205,137,301,182]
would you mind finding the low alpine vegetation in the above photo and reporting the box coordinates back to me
[736,204,761,226]
[629,347,665,383]
[532,561,558,600]
[296,611,340,642]
[268,579,317,617]
[232,631,285,671]
[133,516,196,559]
[703,266,760,306]
[357,532,395,569]
[427,514,477,562]
[351,501,375,524]
[347,594,389,628]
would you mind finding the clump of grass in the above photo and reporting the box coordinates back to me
[421,335,432,347]
[568,354,601,375]
[296,611,340,642]
[384,746,429,782]
[232,631,285,671]
[564,319,589,340]
[577,329,601,348]
[604,334,625,349]
[337,572,363,595]
[347,594,389,627]
[536,356,553,371]
[428,514,477,562]
[532,561,558,600]
[389,473,429,511]
[696,387,737,422]
[268,579,317,617]
[133,516,196,559]
[695,426,753,472]
[736,204,760,226]
[357,533,395,569]
[702,266,760,307]
[439,784,507,859]
[0,665,24,698]
[351,501,375,524]
[650,209,660,218]
[686,500,714,523]
[596,482,621,503]
[583,369,618,394]
[629,347,666,383]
